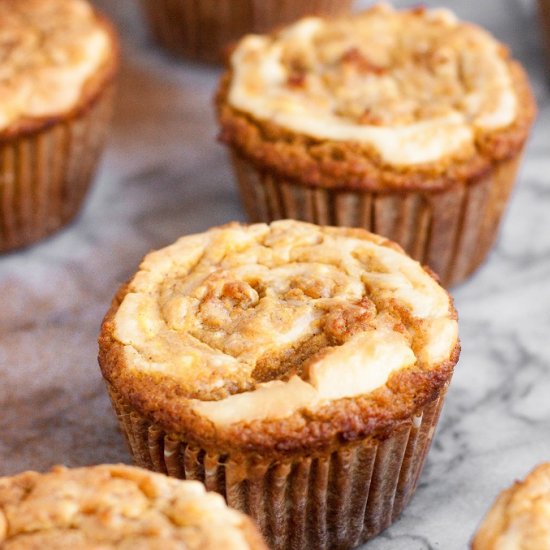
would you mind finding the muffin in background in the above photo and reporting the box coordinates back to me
[99,219,460,550]
[538,0,550,65]
[217,4,536,287]
[0,464,268,549]
[472,463,550,550]
[141,0,353,64]
[0,0,118,253]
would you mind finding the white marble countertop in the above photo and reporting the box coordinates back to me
[1,1,549,548]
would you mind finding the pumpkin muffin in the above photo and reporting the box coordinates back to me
[141,0,352,64]
[217,4,536,286]
[99,219,460,549]
[0,0,118,253]
[0,464,267,549]
[472,463,550,550]
[539,1,550,66]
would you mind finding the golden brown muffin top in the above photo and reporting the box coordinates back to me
[472,463,550,550]
[0,464,267,550]
[0,0,112,131]
[99,221,459,453]
[227,3,520,166]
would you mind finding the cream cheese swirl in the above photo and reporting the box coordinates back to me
[0,465,258,549]
[228,4,517,166]
[0,0,111,130]
[113,221,458,427]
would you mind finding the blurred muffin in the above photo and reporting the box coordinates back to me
[0,464,268,549]
[472,463,550,550]
[141,0,353,64]
[99,219,460,549]
[0,0,118,253]
[217,4,536,286]
[539,1,550,65]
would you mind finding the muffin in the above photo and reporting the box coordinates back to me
[0,464,268,549]
[0,0,118,253]
[99,219,460,549]
[538,1,550,65]
[217,4,536,287]
[141,0,353,64]
[472,463,550,550]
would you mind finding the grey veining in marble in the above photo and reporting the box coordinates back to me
[1,1,549,549]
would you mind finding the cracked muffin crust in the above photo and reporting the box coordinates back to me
[99,220,459,456]
[0,0,116,137]
[0,0,118,252]
[216,3,536,286]
[472,463,550,550]
[0,464,267,549]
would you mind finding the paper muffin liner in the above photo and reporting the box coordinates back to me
[107,381,448,550]
[538,0,550,65]
[230,152,523,287]
[0,86,115,253]
[141,0,353,63]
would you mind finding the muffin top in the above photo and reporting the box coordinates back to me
[0,0,114,132]
[0,464,267,549]
[100,220,459,454]
[472,463,550,550]
[227,4,522,166]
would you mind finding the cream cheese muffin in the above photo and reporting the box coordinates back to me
[141,0,352,64]
[217,3,536,286]
[472,463,550,550]
[0,464,267,549]
[539,1,550,67]
[99,220,460,549]
[0,0,118,252]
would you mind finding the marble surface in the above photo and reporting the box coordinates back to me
[1,1,549,548]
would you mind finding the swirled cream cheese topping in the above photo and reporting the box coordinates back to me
[0,465,259,549]
[113,221,457,426]
[227,4,518,165]
[0,0,111,130]
[473,464,550,550]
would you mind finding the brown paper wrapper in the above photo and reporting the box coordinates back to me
[141,0,353,63]
[539,1,550,66]
[107,382,448,550]
[230,152,523,287]
[0,86,115,253]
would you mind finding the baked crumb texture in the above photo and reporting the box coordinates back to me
[0,0,118,252]
[141,0,352,64]
[0,0,111,132]
[0,464,267,549]
[472,463,550,550]
[99,220,459,549]
[217,4,536,287]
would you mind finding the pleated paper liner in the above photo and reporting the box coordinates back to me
[538,0,550,67]
[107,382,449,550]
[141,0,353,64]
[230,151,522,287]
[0,85,115,253]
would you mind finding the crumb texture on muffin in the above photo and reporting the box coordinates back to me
[0,0,111,129]
[228,3,519,165]
[107,220,457,428]
[0,464,265,549]
[472,463,550,550]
